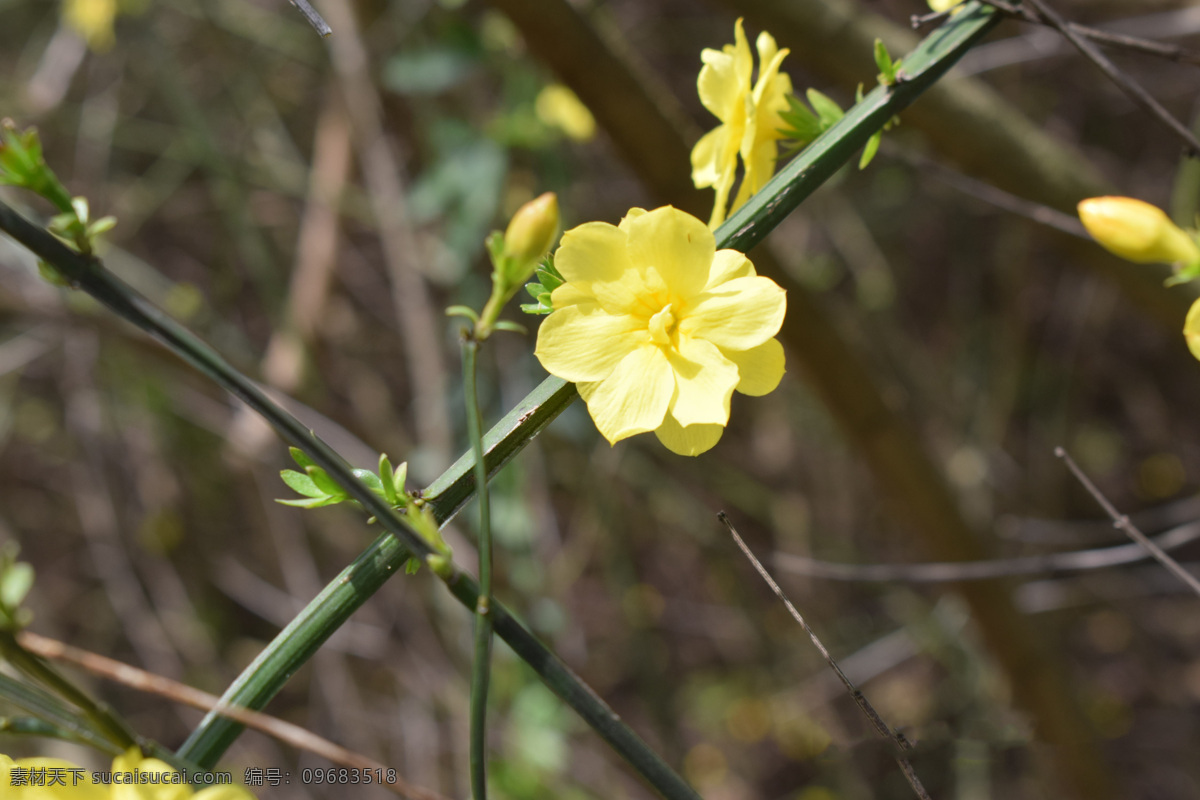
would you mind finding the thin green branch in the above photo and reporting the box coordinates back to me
[0,672,123,755]
[0,6,1001,797]
[0,630,139,751]
[463,336,494,800]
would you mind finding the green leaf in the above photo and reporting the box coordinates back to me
[289,446,316,470]
[524,282,546,299]
[0,562,34,610]
[860,130,882,170]
[305,466,346,499]
[353,468,386,499]
[276,496,344,509]
[806,89,844,127]
[392,461,408,498]
[279,469,325,498]
[378,455,397,505]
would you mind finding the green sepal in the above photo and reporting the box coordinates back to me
[403,558,421,576]
[492,320,527,335]
[446,305,480,323]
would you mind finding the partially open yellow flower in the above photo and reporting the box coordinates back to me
[1077,196,1200,266]
[1,748,256,799]
[1185,298,1200,362]
[691,19,792,229]
[534,206,786,456]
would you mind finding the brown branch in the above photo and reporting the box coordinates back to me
[970,0,1200,67]
[1020,0,1200,156]
[1056,448,1200,599]
[720,513,933,800]
[773,519,1200,582]
[15,632,450,800]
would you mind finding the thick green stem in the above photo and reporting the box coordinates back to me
[463,335,494,800]
[0,8,1000,797]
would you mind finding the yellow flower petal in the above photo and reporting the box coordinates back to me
[553,222,640,312]
[624,207,715,302]
[706,249,756,288]
[698,48,744,123]
[666,335,738,426]
[689,126,727,190]
[654,413,725,456]
[725,337,785,396]
[582,345,674,443]
[535,305,650,382]
[1185,297,1200,361]
[680,275,786,350]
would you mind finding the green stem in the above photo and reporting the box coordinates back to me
[463,335,494,800]
[0,631,138,751]
[0,7,1000,796]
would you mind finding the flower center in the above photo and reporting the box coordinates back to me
[648,304,677,346]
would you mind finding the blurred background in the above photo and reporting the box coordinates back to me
[2,0,1200,798]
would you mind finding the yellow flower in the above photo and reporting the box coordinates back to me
[63,0,119,52]
[1077,196,1200,266]
[927,0,965,12]
[534,206,786,456]
[1,748,256,799]
[1186,298,1200,362]
[690,19,793,229]
[535,85,596,142]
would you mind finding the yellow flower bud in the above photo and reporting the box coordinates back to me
[1186,298,1200,362]
[503,192,559,275]
[1077,196,1200,266]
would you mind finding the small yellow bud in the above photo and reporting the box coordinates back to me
[503,192,559,272]
[1185,298,1200,362]
[1077,196,1200,266]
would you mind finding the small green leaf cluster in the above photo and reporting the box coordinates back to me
[779,40,903,171]
[1,120,116,263]
[277,449,450,574]
[520,254,565,315]
[0,543,34,631]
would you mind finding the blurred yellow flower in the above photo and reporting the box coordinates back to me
[690,18,792,229]
[1077,196,1200,266]
[535,206,786,456]
[1185,298,1200,362]
[1,748,256,799]
[535,85,596,142]
[63,0,118,52]
[927,0,965,12]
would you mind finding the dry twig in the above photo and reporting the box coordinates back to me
[16,632,449,800]
[1055,448,1200,599]
[719,512,933,800]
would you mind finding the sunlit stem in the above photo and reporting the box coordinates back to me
[462,333,494,800]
